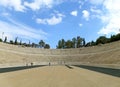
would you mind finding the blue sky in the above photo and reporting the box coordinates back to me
[0,0,120,48]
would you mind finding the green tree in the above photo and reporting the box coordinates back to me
[82,38,86,46]
[31,43,35,47]
[23,43,27,47]
[10,40,14,44]
[44,44,50,49]
[91,40,96,46]
[85,42,91,47]
[57,40,62,49]
[14,37,18,45]
[116,33,120,41]
[57,39,65,49]
[110,33,120,42]
[65,40,73,48]
[31,43,38,48]
[61,39,65,49]
[96,36,109,45]
[110,35,116,42]
[76,36,82,48]
[0,38,2,42]
[72,37,76,48]
[39,40,45,48]
[4,36,7,43]
[20,40,22,45]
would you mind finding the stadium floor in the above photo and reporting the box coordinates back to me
[0,66,120,87]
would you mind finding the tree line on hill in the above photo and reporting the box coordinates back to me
[56,36,85,49]
[0,33,120,49]
[0,37,50,49]
[56,33,120,49]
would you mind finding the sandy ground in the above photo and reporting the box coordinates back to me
[0,66,120,87]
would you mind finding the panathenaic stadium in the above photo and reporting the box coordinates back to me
[0,41,120,87]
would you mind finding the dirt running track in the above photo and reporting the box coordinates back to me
[0,66,120,87]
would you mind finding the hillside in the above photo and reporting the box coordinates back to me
[0,41,120,67]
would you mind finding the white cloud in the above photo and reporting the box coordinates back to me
[1,12,10,17]
[0,0,25,12]
[90,7,102,14]
[89,0,104,5]
[98,0,120,35]
[70,10,78,16]
[78,0,85,9]
[0,19,47,42]
[90,6,102,19]
[24,0,62,11]
[79,23,83,27]
[82,10,90,21]
[0,0,63,12]
[36,13,64,25]
[47,16,62,25]
[24,0,53,11]
[36,19,46,24]
[103,0,120,12]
